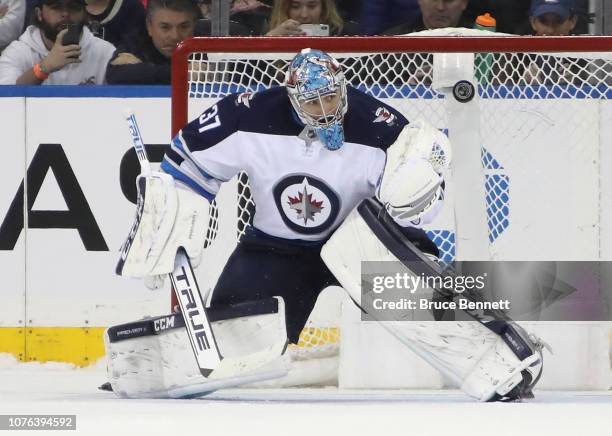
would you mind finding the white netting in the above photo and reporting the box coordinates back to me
[182,34,612,380]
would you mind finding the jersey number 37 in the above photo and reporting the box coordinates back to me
[198,105,221,133]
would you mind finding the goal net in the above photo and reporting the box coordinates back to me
[171,30,612,389]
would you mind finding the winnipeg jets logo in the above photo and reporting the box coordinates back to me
[274,175,340,235]
[373,107,396,125]
[236,92,255,108]
[288,185,324,224]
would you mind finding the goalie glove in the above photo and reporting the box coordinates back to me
[377,120,452,226]
[116,172,210,280]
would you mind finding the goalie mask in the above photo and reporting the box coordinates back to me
[285,48,348,151]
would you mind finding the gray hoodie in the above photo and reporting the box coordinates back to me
[0,25,115,85]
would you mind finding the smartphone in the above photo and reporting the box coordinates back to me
[62,24,81,46]
[299,24,329,36]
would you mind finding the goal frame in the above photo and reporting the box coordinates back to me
[171,35,612,136]
[167,35,612,389]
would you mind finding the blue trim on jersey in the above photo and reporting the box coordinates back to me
[171,136,226,182]
[183,86,408,154]
[161,159,216,201]
[0,85,170,98]
[343,87,409,150]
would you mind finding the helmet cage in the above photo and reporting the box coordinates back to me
[294,81,347,129]
[286,49,348,129]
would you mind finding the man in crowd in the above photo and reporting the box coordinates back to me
[105,0,198,84]
[0,0,115,85]
[384,0,471,34]
[528,0,577,36]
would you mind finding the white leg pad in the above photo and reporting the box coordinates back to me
[322,206,543,401]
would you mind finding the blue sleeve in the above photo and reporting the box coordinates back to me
[161,93,247,200]
[344,87,409,150]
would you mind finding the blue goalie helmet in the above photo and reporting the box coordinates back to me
[285,48,348,150]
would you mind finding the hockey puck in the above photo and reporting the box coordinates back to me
[452,80,475,103]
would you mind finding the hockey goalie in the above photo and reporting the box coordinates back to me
[107,48,546,401]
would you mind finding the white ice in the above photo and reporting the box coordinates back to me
[1,353,611,436]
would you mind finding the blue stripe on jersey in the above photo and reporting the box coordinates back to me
[160,159,216,201]
[171,135,228,182]
[164,148,184,166]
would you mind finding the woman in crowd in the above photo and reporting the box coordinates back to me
[266,0,357,36]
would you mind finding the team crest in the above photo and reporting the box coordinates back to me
[273,175,340,235]
[373,107,396,125]
[287,185,324,224]
[236,92,255,108]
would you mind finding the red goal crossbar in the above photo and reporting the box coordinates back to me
[171,35,612,137]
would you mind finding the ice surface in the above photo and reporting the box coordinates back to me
[0,354,611,436]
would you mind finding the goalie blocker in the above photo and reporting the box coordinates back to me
[321,199,546,402]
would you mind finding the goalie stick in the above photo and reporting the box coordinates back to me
[121,110,222,377]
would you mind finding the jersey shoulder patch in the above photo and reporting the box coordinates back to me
[235,91,256,108]
[343,87,409,150]
[372,106,398,126]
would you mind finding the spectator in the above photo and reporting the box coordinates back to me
[0,0,115,85]
[493,0,588,86]
[528,0,577,36]
[522,0,584,84]
[360,0,420,35]
[231,0,270,34]
[195,0,270,36]
[105,0,198,84]
[85,0,147,47]
[266,0,358,36]
[384,0,471,34]
[0,0,26,53]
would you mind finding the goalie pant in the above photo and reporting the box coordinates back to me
[210,224,439,344]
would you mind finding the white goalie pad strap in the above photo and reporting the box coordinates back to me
[117,172,210,277]
[104,298,289,398]
[321,206,539,401]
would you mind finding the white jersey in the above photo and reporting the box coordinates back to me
[162,86,409,242]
